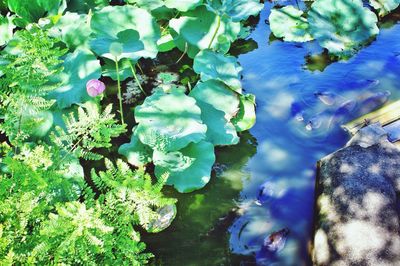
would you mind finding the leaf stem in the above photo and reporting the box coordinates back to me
[208,15,221,49]
[115,58,125,125]
[129,61,147,96]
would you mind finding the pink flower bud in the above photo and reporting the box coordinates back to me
[86,79,106,97]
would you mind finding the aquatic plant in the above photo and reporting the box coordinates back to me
[268,0,398,58]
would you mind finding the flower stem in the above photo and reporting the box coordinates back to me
[129,61,147,96]
[115,58,125,125]
[208,15,221,49]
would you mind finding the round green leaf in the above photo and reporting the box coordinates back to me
[7,0,62,23]
[126,0,164,11]
[190,80,240,118]
[157,32,176,52]
[49,12,91,50]
[102,58,135,81]
[169,5,241,58]
[206,0,264,22]
[135,90,207,152]
[90,5,161,59]
[48,48,102,108]
[193,49,243,91]
[118,127,153,167]
[232,94,256,132]
[154,141,215,193]
[308,0,379,57]
[269,6,314,42]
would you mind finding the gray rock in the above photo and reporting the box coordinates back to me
[313,124,400,266]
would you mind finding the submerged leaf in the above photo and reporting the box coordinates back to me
[269,6,313,42]
[154,141,215,193]
[135,90,207,152]
[48,48,102,108]
[308,0,379,57]
[193,50,243,91]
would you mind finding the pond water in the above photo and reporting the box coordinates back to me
[144,3,400,266]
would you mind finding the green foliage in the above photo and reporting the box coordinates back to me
[6,0,62,25]
[51,102,126,160]
[118,127,153,166]
[232,94,256,132]
[370,0,400,16]
[0,14,15,46]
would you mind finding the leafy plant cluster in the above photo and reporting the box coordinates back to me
[269,0,399,58]
[0,0,264,264]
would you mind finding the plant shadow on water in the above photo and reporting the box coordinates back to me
[144,2,400,266]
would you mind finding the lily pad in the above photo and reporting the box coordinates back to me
[232,94,256,132]
[154,141,215,193]
[49,12,91,50]
[196,101,239,146]
[48,48,102,108]
[90,5,160,60]
[118,127,153,167]
[169,5,241,58]
[135,90,207,152]
[308,0,379,57]
[206,0,264,22]
[90,29,144,61]
[193,49,243,91]
[0,14,15,46]
[370,0,400,16]
[269,6,314,42]
[190,80,240,118]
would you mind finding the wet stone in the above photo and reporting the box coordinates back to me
[313,124,400,265]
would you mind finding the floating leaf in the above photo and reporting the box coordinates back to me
[269,6,314,42]
[193,49,243,91]
[190,80,240,118]
[49,12,91,50]
[206,0,264,22]
[370,0,400,16]
[308,0,379,57]
[0,14,15,46]
[48,48,102,108]
[118,127,153,167]
[169,5,241,58]
[90,5,160,60]
[232,94,256,132]
[135,90,207,152]
[154,141,215,193]
[90,29,144,61]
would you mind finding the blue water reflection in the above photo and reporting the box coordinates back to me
[229,4,400,265]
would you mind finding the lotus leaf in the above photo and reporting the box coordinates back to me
[308,0,379,57]
[66,0,108,13]
[169,5,241,58]
[190,80,240,119]
[102,58,136,81]
[193,49,243,91]
[118,127,153,167]
[157,32,176,52]
[195,101,239,146]
[232,94,256,132]
[370,0,400,16]
[126,0,164,11]
[154,141,215,193]
[90,29,144,61]
[0,14,15,46]
[49,12,91,50]
[7,0,62,23]
[135,90,207,152]
[206,0,264,22]
[269,6,314,42]
[164,0,203,12]
[90,5,160,60]
[48,48,102,108]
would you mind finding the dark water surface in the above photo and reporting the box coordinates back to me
[144,4,400,265]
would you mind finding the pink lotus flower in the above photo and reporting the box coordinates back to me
[86,79,106,97]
